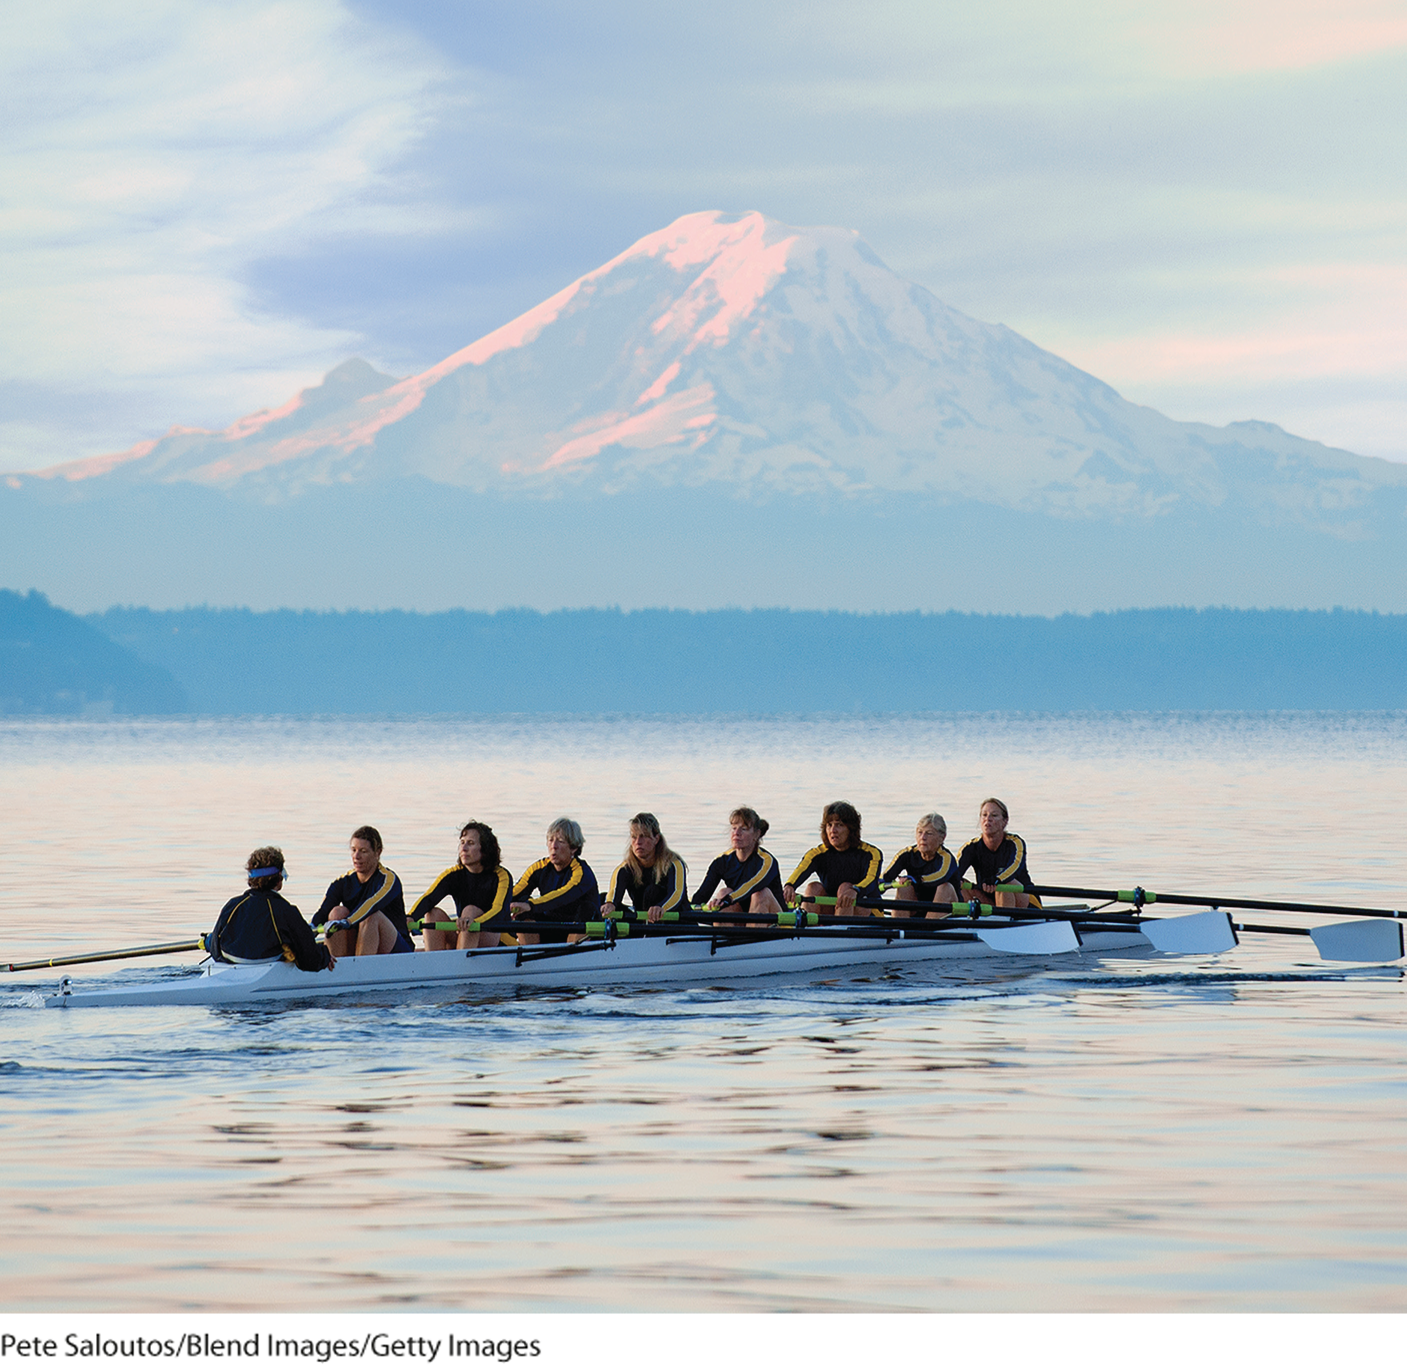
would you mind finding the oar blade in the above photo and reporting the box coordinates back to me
[1310,919,1405,963]
[976,920,1080,955]
[1138,910,1238,956]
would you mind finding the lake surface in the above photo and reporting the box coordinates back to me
[2,711,1406,1312]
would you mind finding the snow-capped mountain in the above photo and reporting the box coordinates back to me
[21,211,1407,533]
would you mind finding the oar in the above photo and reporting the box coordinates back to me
[5,937,207,974]
[1028,882,1407,921]
[816,895,1254,958]
[694,902,1081,956]
[1029,882,1406,962]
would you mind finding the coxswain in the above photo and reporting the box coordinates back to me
[411,821,514,951]
[207,846,334,972]
[602,812,689,925]
[784,800,883,915]
[883,812,959,917]
[510,817,600,945]
[692,806,786,921]
[954,798,1039,910]
[313,825,413,955]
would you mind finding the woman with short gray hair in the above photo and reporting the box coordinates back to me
[882,812,959,917]
[510,816,599,945]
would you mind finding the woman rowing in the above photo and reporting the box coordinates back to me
[313,825,413,955]
[510,817,601,945]
[784,800,883,915]
[207,846,334,972]
[692,806,786,920]
[411,821,514,951]
[955,798,1038,910]
[602,812,688,925]
[883,812,959,917]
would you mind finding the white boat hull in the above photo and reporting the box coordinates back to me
[43,926,1154,1008]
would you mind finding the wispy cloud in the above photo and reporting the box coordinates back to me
[0,0,454,465]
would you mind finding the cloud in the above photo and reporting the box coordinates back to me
[0,0,454,466]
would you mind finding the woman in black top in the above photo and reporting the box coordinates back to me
[511,817,600,945]
[313,825,412,955]
[784,801,884,915]
[411,821,514,951]
[883,812,960,917]
[602,812,688,924]
[955,798,1037,910]
[208,846,333,973]
[692,806,786,922]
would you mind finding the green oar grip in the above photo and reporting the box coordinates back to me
[584,921,631,937]
[1117,889,1158,905]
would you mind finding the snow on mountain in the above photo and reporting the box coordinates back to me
[16,210,1407,532]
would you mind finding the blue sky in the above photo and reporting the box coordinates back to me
[4,0,1405,470]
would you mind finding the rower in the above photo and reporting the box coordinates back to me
[692,806,786,922]
[208,846,334,972]
[955,798,1039,910]
[411,821,514,951]
[510,817,600,945]
[883,813,959,917]
[784,801,883,915]
[602,812,688,925]
[313,825,413,955]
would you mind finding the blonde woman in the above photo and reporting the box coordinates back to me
[602,812,688,925]
[955,798,1037,909]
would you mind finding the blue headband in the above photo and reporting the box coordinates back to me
[249,865,285,879]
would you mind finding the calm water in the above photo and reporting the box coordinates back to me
[2,712,1406,1312]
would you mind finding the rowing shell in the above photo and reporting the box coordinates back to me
[43,923,1159,1008]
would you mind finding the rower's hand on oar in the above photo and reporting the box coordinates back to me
[783,884,797,906]
[509,902,531,919]
[646,904,664,924]
[836,883,858,914]
[707,887,732,912]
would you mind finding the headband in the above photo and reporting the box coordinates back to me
[249,865,285,879]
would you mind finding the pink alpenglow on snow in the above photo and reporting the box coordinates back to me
[648,214,797,350]
[541,384,718,472]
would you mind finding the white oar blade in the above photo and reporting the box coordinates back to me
[1310,919,1405,963]
[1139,910,1238,955]
[977,920,1080,955]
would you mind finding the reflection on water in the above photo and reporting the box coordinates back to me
[2,713,1406,1311]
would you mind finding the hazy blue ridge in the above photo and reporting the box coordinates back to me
[85,604,1407,713]
[0,590,187,714]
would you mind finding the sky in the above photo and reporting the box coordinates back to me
[3,0,1405,472]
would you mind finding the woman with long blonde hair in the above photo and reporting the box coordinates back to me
[602,812,688,925]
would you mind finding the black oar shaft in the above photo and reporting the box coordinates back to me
[6,939,206,973]
[1031,884,1406,921]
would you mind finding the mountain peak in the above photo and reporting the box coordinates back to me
[15,211,1405,531]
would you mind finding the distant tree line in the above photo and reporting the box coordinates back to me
[61,602,1407,713]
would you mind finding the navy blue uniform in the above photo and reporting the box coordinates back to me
[314,864,412,950]
[208,889,330,972]
[606,855,688,916]
[692,846,784,910]
[956,835,1040,905]
[410,864,514,936]
[883,844,959,903]
[512,856,600,943]
[787,843,884,898]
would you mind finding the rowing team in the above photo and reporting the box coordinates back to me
[206,799,1038,973]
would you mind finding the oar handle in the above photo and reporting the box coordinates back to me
[5,938,207,973]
